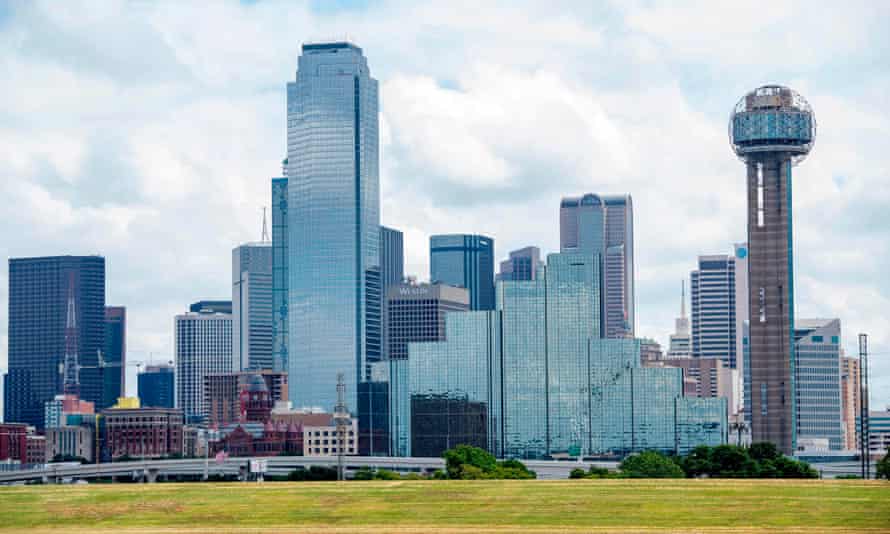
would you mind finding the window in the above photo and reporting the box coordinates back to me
[756,163,765,227]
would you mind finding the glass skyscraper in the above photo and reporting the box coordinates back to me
[271,176,288,373]
[560,194,634,338]
[286,41,379,411]
[232,242,273,371]
[5,256,106,429]
[497,246,543,281]
[398,252,726,459]
[429,234,495,311]
[102,306,126,409]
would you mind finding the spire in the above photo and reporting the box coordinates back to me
[680,280,687,319]
[261,206,269,242]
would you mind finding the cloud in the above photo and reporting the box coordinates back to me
[0,0,888,411]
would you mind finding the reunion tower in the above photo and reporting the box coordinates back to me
[729,85,816,454]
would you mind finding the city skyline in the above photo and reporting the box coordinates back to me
[0,2,888,410]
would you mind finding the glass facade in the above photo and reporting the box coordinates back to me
[102,306,126,410]
[271,177,288,373]
[138,365,175,409]
[676,397,728,455]
[396,252,726,459]
[794,319,844,450]
[691,255,740,368]
[430,234,495,311]
[6,256,106,429]
[286,42,379,411]
[232,243,273,371]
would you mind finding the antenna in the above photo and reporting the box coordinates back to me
[62,272,80,396]
[681,280,687,319]
[261,206,269,242]
[333,372,350,481]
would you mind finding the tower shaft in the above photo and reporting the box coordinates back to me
[745,153,795,455]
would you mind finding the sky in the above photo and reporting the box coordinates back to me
[0,0,888,409]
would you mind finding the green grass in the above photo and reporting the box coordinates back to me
[0,479,888,532]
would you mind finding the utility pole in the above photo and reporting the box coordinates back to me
[859,333,870,479]
[333,373,350,481]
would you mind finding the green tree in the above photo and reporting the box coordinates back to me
[569,468,587,479]
[681,445,715,478]
[443,445,498,479]
[748,442,781,462]
[877,452,890,480]
[620,451,685,478]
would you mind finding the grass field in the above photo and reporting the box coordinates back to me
[1,479,889,533]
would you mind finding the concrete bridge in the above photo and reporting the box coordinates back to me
[0,456,619,484]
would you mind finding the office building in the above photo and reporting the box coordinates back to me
[385,282,470,361]
[189,300,231,314]
[138,365,174,409]
[6,256,105,428]
[232,242,273,371]
[497,246,543,281]
[175,307,232,424]
[396,253,726,459]
[730,85,815,454]
[272,175,289,373]
[102,405,184,460]
[204,371,288,426]
[43,394,94,429]
[380,226,404,290]
[430,234,495,311]
[841,356,860,450]
[690,254,739,368]
[102,306,126,409]
[303,416,359,457]
[45,425,93,463]
[286,41,380,411]
[357,379,389,456]
[794,319,844,451]
[639,338,663,364]
[863,410,890,457]
[559,194,634,338]
[668,282,692,358]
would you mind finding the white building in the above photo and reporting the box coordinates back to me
[175,306,232,424]
[303,418,358,457]
[232,242,273,372]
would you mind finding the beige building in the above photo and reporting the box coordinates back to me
[302,418,358,457]
[45,426,94,463]
[840,356,860,450]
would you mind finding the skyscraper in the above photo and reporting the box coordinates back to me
[497,246,543,281]
[559,194,634,338]
[175,306,232,424]
[286,41,379,411]
[840,356,860,450]
[102,306,126,409]
[272,175,288,373]
[232,242,273,371]
[668,281,691,358]
[429,234,495,311]
[380,226,404,290]
[730,85,815,454]
[690,254,738,367]
[6,256,105,428]
[138,365,174,409]
[794,319,843,451]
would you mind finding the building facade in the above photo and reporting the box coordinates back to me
[232,242,273,371]
[175,309,233,424]
[45,425,93,463]
[6,256,106,428]
[690,254,739,368]
[138,365,175,409]
[397,253,726,459]
[668,282,692,358]
[43,394,94,429]
[272,175,289,373]
[840,356,860,450]
[497,246,543,281]
[380,226,404,291]
[102,306,126,410]
[204,371,288,427]
[102,407,184,459]
[430,234,495,311]
[559,194,634,338]
[794,319,844,451]
[286,41,380,411]
[385,283,470,361]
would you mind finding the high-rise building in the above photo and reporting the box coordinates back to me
[385,282,470,361]
[175,307,232,424]
[286,41,380,411]
[668,281,692,358]
[189,301,232,314]
[102,306,126,409]
[497,246,543,281]
[690,254,739,367]
[397,253,726,459]
[138,365,174,409]
[729,85,815,454]
[639,338,663,364]
[429,234,495,311]
[272,175,289,373]
[559,194,634,338]
[840,356,860,450]
[6,256,105,428]
[380,226,404,290]
[232,242,273,371]
[794,319,843,451]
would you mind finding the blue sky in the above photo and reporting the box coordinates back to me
[0,0,888,410]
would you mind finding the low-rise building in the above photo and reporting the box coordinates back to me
[0,423,28,464]
[303,417,358,457]
[102,404,184,460]
[205,371,287,426]
[46,425,94,463]
[44,395,95,429]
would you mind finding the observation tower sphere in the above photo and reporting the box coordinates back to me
[729,85,816,166]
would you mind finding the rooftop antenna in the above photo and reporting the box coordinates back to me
[333,372,350,481]
[261,206,269,243]
[681,280,687,319]
[62,271,80,396]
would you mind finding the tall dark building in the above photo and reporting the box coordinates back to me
[272,175,289,373]
[380,226,404,290]
[385,282,470,361]
[729,85,815,454]
[138,365,174,409]
[6,256,105,428]
[497,246,543,281]
[429,234,494,311]
[189,301,232,314]
[102,306,126,409]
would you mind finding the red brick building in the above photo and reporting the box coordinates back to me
[0,423,28,463]
[102,407,184,459]
[211,421,302,457]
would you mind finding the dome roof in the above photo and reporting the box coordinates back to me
[246,374,269,393]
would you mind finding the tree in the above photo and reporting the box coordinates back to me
[748,442,781,462]
[876,452,890,480]
[443,445,498,479]
[620,451,685,478]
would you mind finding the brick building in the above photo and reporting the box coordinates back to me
[102,407,183,459]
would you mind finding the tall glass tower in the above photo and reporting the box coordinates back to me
[429,234,495,311]
[286,42,380,411]
[729,85,815,454]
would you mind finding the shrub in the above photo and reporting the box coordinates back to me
[620,451,685,478]
[569,468,587,479]
[748,442,781,462]
[287,466,337,481]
